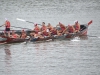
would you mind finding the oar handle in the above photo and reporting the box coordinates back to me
[0,24,4,27]
[26,21,34,24]
[11,26,31,30]
[26,21,42,26]
[16,18,42,26]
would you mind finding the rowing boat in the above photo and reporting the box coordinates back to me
[0,36,27,44]
[29,20,92,42]
[0,20,92,44]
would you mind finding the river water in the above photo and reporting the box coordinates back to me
[0,0,100,75]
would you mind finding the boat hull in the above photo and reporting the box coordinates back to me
[0,36,26,44]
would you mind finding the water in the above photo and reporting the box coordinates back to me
[0,0,100,75]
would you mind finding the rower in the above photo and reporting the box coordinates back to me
[30,31,39,41]
[47,23,53,32]
[67,25,75,33]
[1,18,11,37]
[10,30,20,38]
[20,30,27,39]
[51,27,57,35]
[56,22,67,35]
[73,21,80,32]
[41,22,51,37]
[33,24,40,34]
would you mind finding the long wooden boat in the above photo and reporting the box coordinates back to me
[0,20,92,44]
[0,36,26,44]
[30,20,93,42]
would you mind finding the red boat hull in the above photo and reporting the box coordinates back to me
[0,36,25,44]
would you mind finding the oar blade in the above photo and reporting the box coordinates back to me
[16,18,26,22]
[88,20,93,25]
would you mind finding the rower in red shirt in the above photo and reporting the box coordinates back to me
[10,30,20,38]
[51,28,57,35]
[68,25,75,33]
[41,22,51,36]
[56,22,67,35]
[47,23,53,32]
[20,30,27,39]
[73,21,80,32]
[2,18,11,37]
[33,24,40,34]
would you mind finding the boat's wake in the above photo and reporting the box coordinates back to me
[71,37,80,42]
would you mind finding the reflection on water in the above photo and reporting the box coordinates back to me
[4,45,12,75]
[5,45,11,61]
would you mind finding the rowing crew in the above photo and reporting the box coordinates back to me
[1,20,80,39]
[30,21,80,38]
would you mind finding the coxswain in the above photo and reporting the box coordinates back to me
[2,18,11,37]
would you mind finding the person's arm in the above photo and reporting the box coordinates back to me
[78,23,80,30]
[62,27,67,34]
[42,27,47,32]
[72,26,75,33]
[38,27,41,32]
[61,23,66,27]
[14,34,20,38]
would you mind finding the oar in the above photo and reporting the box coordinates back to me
[88,20,93,25]
[16,18,41,26]
[11,26,31,30]
[0,23,31,30]
[0,24,4,27]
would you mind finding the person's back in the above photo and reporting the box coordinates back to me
[47,23,53,32]
[68,25,75,33]
[74,21,80,32]
[5,20,10,28]
[51,28,57,35]
[41,22,50,36]
[20,30,27,39]
[33,24,40,34]
[41,22,47,31]
[56,22,66,30]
